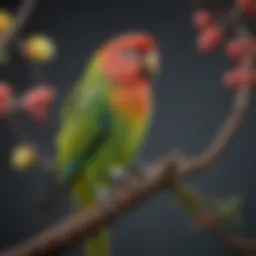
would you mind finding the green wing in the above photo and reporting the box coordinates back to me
[56,81,112,183]
[60,73,88,124]
[59,55,100,123]
[40,76,113,211]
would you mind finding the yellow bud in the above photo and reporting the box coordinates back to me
[22,34,57,63]
[11,144,38,170]
[0,9,13,36]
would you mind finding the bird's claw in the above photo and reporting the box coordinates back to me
[110,166,129,185]
[96,186,111,202]
[95,186,116,208]
[95,185,118,223]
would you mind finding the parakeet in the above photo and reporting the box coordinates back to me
[41,32,161,256]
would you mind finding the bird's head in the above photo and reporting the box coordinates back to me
[99,32,161,85]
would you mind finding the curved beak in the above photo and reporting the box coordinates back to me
[141,51,161,79]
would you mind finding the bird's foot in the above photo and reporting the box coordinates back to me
[95,185,116,209]
[95,186,116,227]
[96,186,112,203]
[110,165,129,185]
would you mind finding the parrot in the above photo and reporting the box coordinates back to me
[40,32,161,256]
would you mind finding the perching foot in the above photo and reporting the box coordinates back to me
[95,185,118,222]
[110,165,129,185]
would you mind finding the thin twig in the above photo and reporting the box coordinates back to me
[2,0,39,143]
[1,0,54,172]
[0,0,38,49]
[209,224,256,255]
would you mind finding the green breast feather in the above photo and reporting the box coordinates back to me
[55,58,151,188]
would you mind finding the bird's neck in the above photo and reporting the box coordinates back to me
[109,81,153,123]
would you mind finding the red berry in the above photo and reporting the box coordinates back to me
[237,0,256,17]
[223,71,240,90]
[0,82,13,116]
[226,38,256,62]
[226,39,248,62]
[198,26,223,53]
[192,10,213,30]
[223,69,256,90]
[23,85,55,123]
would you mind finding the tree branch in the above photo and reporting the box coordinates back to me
[209,224,256,255]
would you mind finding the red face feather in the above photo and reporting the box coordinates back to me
[100,32,160,122]
[101,32,159,85]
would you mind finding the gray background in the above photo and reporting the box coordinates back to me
[0,0,255,255]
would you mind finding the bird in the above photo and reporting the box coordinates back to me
[40,31,161,256]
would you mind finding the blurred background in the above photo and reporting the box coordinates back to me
[0,0,255,255]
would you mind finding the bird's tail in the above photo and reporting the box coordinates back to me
[84,227,111,256]
[73,178,112,256]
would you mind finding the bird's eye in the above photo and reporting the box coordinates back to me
[122,49,139,60]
